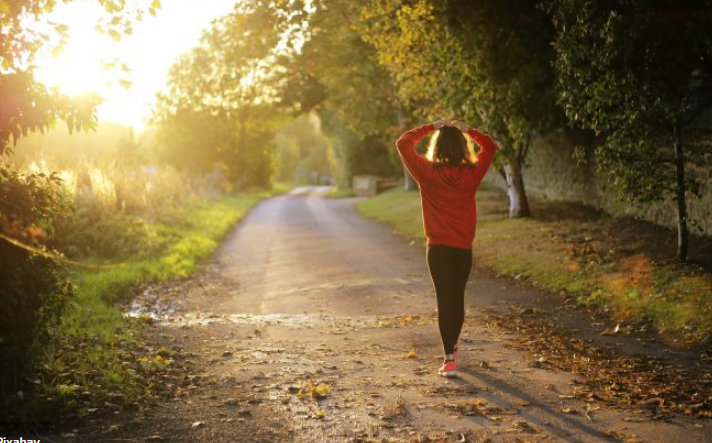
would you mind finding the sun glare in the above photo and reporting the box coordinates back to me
[34,3,114,96]
[32,0,239,131]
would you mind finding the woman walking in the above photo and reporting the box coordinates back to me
[396,119,498,377]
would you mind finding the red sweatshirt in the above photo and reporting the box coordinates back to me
[396,123,499,250]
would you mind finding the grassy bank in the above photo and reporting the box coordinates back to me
[356,187,712,345]
[38,186,288,417]
[327,187,356,199]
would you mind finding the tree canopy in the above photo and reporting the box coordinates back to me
[280,0,402,188]
[544,0,712,260]
[152,1,298,188]
[359,0,562,217]
[0,0,151,155]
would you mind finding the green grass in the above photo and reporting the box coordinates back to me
[42,187,287,411]
[62,193,267,338]
[356,187,712,344]
[355,187,424,239]
[326,187,356,199]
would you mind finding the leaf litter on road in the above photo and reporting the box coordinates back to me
[443,397,516,418]
[484,310,712,418]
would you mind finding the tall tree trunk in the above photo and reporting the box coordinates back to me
[673,121,688,262]
[503,161,530,218]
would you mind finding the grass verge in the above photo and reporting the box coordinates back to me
[355,187,712,345]
[37,186,288,419]
[326,187,356,199]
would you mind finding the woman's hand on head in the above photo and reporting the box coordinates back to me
[451,120,469,132]
[433,119,450,129]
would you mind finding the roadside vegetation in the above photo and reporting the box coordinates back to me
[48,191,281,415]
[327,188,356,199]
[1,141,290,421]
[356,187,712,345]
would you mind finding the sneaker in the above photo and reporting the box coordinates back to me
[438,359,458,377]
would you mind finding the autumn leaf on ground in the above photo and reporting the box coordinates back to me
[381,395,406,420]
[445,398,512,417]
[600,324,621,336]
[604,429,643,443]
[296,380,331,400]
[139,355,170,373]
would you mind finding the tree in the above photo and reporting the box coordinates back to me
[360,0,562,217]
[280,0,402,189]
[544,0,712,261]
[1,0,149,155]
[152,1,292,188]
[1,0,145,407]
[274,114,330,183]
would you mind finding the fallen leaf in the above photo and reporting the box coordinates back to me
[605,429,643,443]
[600,324,621,336]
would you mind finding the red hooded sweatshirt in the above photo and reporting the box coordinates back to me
[396,123,499,250]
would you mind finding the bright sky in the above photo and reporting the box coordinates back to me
[34,0,239,132]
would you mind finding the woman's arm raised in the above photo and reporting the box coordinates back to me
[395,120,447,183]
[452,120,499,186]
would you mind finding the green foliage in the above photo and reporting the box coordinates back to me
[65,193,266,332]
[0,164,73,408]
[282,1,401,187]
[360,0,561,143]
[0,73,101,155]
[18,156,204,260]
[274,114,330,183]
[0,0,153,412]
[152,1,299,189]
[1,0,151,155]
[359,0,562,216]
[544,0,712,204]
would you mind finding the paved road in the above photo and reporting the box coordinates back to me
[62,186,712,443]
[215,186,435,317]
[207,186,712,443]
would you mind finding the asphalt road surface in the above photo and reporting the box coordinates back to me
[58,186,712,443]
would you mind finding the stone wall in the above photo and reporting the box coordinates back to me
[483,131,712,236]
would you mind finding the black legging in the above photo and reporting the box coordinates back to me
[426,244,473,355]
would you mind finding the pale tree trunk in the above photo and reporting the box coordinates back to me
[673,121,688,262]
[503,162,530,218]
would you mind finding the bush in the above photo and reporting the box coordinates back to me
[0,165,73,411]
[23,159,224,260]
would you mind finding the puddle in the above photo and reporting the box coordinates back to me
[125,287,177,320]
[159,312,380,328]
[125,285,409,329]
